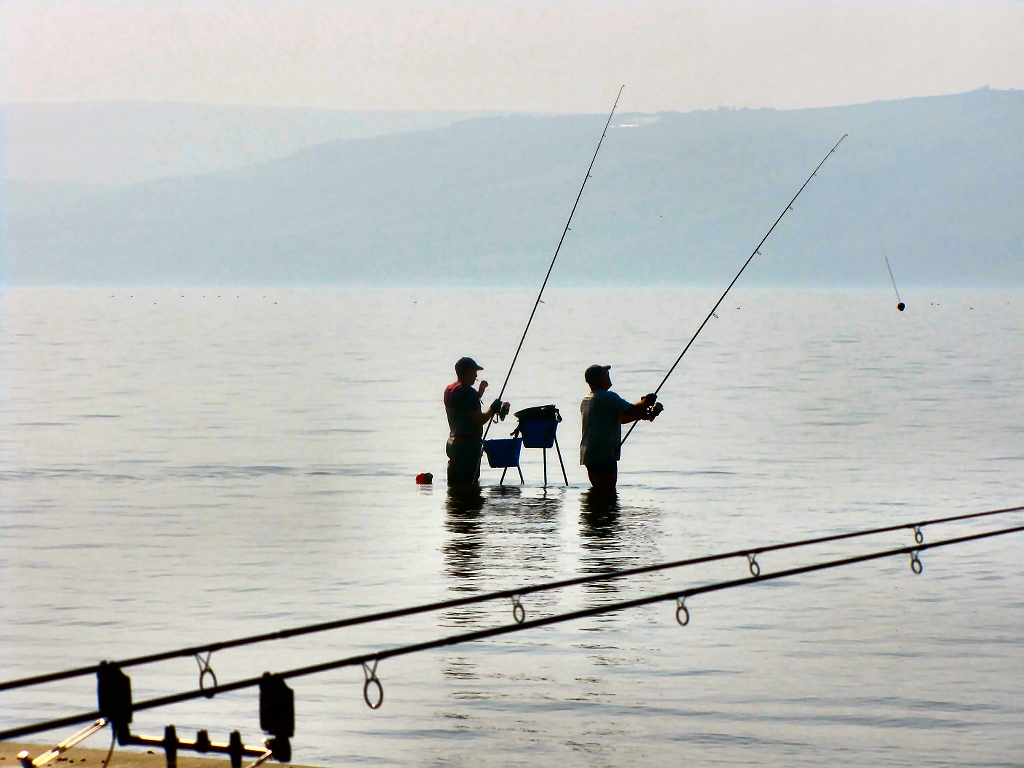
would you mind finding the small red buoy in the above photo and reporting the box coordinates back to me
[897,302,906,312]
[415,472,433,485]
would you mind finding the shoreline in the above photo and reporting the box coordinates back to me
[0,742,318,768]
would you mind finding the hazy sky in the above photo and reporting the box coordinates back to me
[3,1,1024,112]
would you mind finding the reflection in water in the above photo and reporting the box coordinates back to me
[445,485,486,517]
[577,490,663,661]
[440,486,567,690]
[579,489,661,596]
[487,484,522,502]
[442,486,566,624]
[443,486,487,588]
[580,489,621,540]
[441,487,488,687]
[579,488,626,588]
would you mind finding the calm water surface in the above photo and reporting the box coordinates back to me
[1,288,1022,766]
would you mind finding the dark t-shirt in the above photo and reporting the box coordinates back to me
[445,382,483,441]
[580,389,632,464]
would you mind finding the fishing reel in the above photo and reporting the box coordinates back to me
[648,402,664,421]
[490,400,511,421]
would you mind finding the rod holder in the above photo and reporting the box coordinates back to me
[163,725,178,768]
[96,662,132,743]
[259,673,294,763]
[122,727,267,768]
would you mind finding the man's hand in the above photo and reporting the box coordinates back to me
[623,395,657,424]
[646,402,665,421]
[490,398,503,415]
[478,380,489,397]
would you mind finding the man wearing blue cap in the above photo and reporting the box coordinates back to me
[581,364,662,492]
[445,357,509,486]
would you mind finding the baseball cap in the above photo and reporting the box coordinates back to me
[455,356,484,375]
[585,364,611,385]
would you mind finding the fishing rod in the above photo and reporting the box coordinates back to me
[491,85,624,405]
[621,134,848,447]
[473,86,624,477]
[2,501,1021,695]
[850,144,905,311]
[5,519,1023,741]
[884,256,905,311]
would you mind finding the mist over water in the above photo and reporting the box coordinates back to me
[2,288,1022,766]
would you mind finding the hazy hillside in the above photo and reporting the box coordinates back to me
[4,89,1022,287]
[0,102,489,184]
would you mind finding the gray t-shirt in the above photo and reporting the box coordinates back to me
[580,390,632,465]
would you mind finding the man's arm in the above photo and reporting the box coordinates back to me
[471,398,506,426]
[620,394,659,424]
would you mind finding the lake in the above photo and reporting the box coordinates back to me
[2,287,1022,766]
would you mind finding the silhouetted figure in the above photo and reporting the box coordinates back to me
[580,364,662,492]
[444,357,510,487]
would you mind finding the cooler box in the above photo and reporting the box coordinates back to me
[514,405,561,449]
[483,438,523,468]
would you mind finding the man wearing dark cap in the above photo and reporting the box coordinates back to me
[580,364,661,492]
[444,357,509,486]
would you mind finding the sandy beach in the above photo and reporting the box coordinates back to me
[0,743,316,768]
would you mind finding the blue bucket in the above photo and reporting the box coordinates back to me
[518,418,557,449]
[515,405,561,449]
[483,438,523,468]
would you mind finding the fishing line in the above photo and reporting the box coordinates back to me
[620,134,848,447]
[850,143,905,311]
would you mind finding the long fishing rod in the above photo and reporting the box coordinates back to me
[884,256,905,311]
[2,502,1021,695]
[491,85,624,405]
[850,145,905,311]
[5,520,1022,741]
[621,134,848,447]
[474,86,625,477]
[489,86,622,403]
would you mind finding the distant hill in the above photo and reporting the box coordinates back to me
[3,89,1022,287]
[0,102,491,184]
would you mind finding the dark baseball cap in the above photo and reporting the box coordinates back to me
[455,356,484,374]
[585,364,611,384]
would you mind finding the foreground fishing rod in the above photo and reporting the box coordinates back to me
[5,517,1023,746]
[621,134,848,447]
[5,502,1019,697]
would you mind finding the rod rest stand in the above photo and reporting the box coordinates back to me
[122,725,270,768]
[77,663,289,768]
[15,720,271,768]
